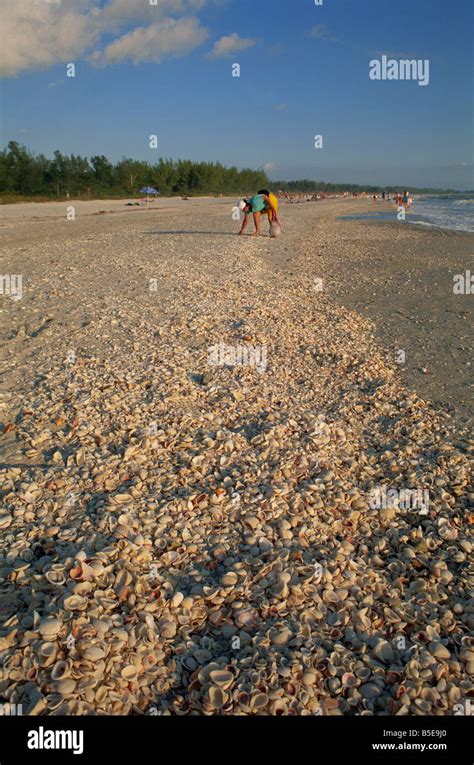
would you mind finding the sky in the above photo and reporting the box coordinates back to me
[1,0,473,189]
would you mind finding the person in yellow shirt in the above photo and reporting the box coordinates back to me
[258,189,279,226]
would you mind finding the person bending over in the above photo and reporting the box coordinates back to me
[238,192,277,236]
[257,189,279,225]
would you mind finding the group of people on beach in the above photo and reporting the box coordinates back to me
[374,190,413,207]
[238,189,280,236]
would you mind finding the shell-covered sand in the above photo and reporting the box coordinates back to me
[0,197,472,716]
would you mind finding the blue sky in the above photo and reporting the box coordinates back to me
[1,0,473,189]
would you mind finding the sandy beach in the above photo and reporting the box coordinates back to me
[0,196,472,716]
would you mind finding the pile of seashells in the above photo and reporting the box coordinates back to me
[0,228,472,716]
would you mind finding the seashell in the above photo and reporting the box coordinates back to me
[355,667,371,681]
[428,642,451,661]
[327,678,341,693]
[81,645,106,661]
[271,700,288,715]
[37,642,58,666]
[183,656,197,671]
[420,687,439,702]
[45,569,66,585]
[39,616,61,638]
[414,698,431,712]
[171,592,184,608]
[159,621,177,638]
[95,687,108,703]
[208,686,225,710]
[385,670,402,685]
[55,679,76,695]
[373,639,394,663]
[114,493,134,504]
[283,681,299,696]
[209,670,234,689]
[360,682,383,700]
[63,595,87,611]
[51,660,71,680]
[89,560,105,577]
[162,551,179,565]
[323,589,340,604]
[121,665,138,681]
[221,572,238,587]
[235,610,255,629]
[271,628,292,646]
[342,672,356,687]
[250,692,268,710]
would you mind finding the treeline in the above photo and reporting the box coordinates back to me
[0,141,269,198]
[1,142,465,200]
[275,179,461,194]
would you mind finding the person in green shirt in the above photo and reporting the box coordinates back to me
[238,193,277,237]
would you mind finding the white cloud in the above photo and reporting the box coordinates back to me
[1,1,100,77]
[208,33,256,59]
[0,0,210,76]
[90,18,208,66]
[263,162,274,171]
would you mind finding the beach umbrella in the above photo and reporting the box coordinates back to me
[139,186,159,204]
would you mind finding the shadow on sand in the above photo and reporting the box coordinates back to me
[143,230,238,236]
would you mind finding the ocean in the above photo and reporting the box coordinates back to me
[410,194,474,233]
[338,194,474,233]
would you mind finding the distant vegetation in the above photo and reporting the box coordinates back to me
[275,179,467,195]
[0,141,269,200]
[0,141,469,201]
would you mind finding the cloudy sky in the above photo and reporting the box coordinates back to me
[1,0,473,189]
